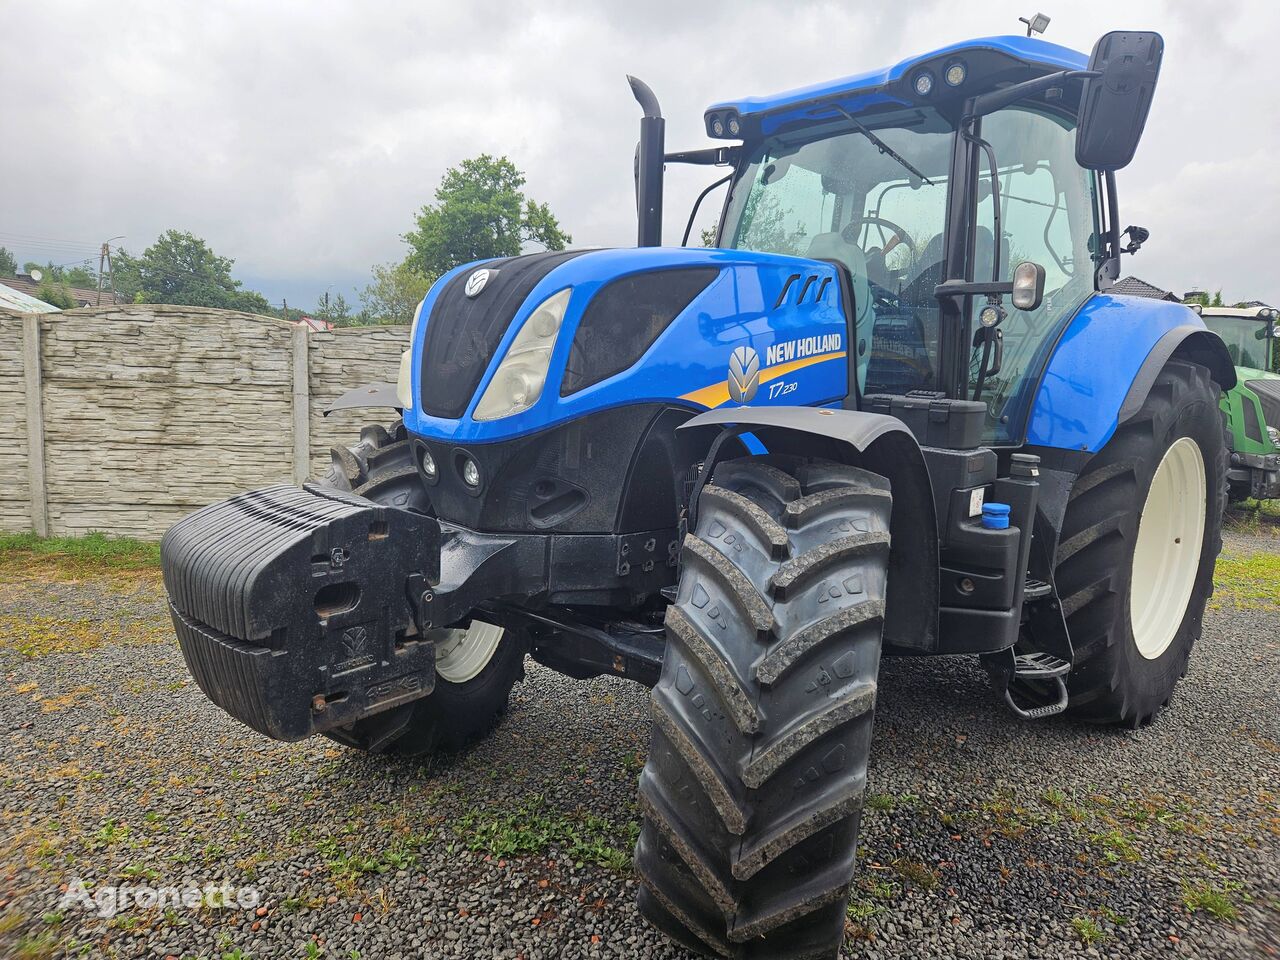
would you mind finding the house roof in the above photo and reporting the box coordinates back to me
[0,275,114,308]
[1112,276,1179,301]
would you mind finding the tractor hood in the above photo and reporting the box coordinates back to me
[402,247,855,444]
[1244,373,1280,434]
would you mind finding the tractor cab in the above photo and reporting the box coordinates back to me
[1197,305,1280,499]
[1200,305,1279,374]
[663,34,1164,443]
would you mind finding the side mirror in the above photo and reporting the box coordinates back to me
[1076,31,1164,171]
[1121,224,1149,254]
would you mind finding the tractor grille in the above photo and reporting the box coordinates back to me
[419,250,588,418]
[1248,378,1280,433]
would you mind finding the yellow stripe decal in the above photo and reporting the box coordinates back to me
[679,351,846,409]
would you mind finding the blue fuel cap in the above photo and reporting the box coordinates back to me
[981,502,1011,530]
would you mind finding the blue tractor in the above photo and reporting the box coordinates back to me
[162,30,1234,958]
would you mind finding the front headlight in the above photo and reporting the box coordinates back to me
[473,287,572,421]
[1268,425,1280,449]
[396,300,426,409]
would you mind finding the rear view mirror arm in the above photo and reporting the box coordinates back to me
[664,147,740,166]
[968,69,1099,119]
[934,279,1018,303]
[682,172,734,246]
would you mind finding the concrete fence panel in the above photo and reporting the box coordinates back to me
[0,304,408,540]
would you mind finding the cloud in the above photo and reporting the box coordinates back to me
[1,0,1276,307]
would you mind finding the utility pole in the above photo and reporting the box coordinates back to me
[96,244,106,306]
[96,241,118,305]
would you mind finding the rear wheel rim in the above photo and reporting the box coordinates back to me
[1129,436,1207,660]
[433,621,505,683]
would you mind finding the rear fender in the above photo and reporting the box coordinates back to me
[679,406,938,652]
[1028,295,1235,452]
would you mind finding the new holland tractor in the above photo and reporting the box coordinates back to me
[1195,304,1280,500]
[161,31,1235,959]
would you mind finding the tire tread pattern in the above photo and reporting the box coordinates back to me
[636,457,892,958]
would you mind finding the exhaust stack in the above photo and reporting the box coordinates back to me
[628,75,664,247]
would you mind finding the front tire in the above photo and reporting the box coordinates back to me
[636,456,892,959]
[320,417,524,756]
[1056,360,1227,726]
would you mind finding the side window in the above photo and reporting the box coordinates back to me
[970,107,1101,443]
[732,161,832,257]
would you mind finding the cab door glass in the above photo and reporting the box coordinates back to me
[971,107,1100,443]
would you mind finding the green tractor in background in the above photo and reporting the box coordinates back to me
[1196,305,1280,500]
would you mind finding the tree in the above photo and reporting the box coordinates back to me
[35,281,78,310]
[1184,289,1224,308]
[112,230,270,313]
[403,155,571,280]
[61,263,97,287]
[19,260,97,287]
[0,247,16,277]
[360,261,432,325]
[314,291,355,327]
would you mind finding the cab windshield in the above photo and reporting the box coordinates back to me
[721,106,955,397]
[721,103,1101,445]
[1202,315,1274,371]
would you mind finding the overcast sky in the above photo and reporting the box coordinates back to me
[2,1,1277,309]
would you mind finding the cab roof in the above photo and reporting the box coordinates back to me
[705,35,1089,139]
[1202,306,1279,319]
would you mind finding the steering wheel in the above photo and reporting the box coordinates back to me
[842,215,916,260]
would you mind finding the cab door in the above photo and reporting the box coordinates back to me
[969,106,1103,444]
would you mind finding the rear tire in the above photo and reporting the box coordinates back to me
[320,417,524,757]
[635,456,892,959]
[1056,360,1227,726]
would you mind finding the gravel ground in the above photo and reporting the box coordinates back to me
[1,532,1277,960]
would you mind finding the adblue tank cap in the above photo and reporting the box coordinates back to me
[981,502,1011,530]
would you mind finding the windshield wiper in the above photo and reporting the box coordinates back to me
[813,103,934,186]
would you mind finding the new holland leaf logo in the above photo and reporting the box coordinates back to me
[727,345,760,403]
[464,268,492,298]
[342,626,369,660]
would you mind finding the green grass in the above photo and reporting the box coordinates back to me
[456,794,638,871]
[865,793,897,813]
[1181,880,1242,921]
[1071,915,1108,945]
[846,898,882,921]
[889,858,939,890]
[1225,498,1280,534]
[857,874,899,900]
[1212,549,1280,611]
[1089,828,1140,864]
[13,931,58,960]
[0,531,160,575]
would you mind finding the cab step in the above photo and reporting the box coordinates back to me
[984,649,1071,720]
[1023,577,1052,600]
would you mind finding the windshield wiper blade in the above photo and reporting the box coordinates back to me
[815,103,934,186]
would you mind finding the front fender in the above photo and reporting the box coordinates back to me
[679,406,938,652]
[1027,294,1234,452]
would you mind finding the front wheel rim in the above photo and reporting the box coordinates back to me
[433,621,505,683]
[1129,436,1207,660]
